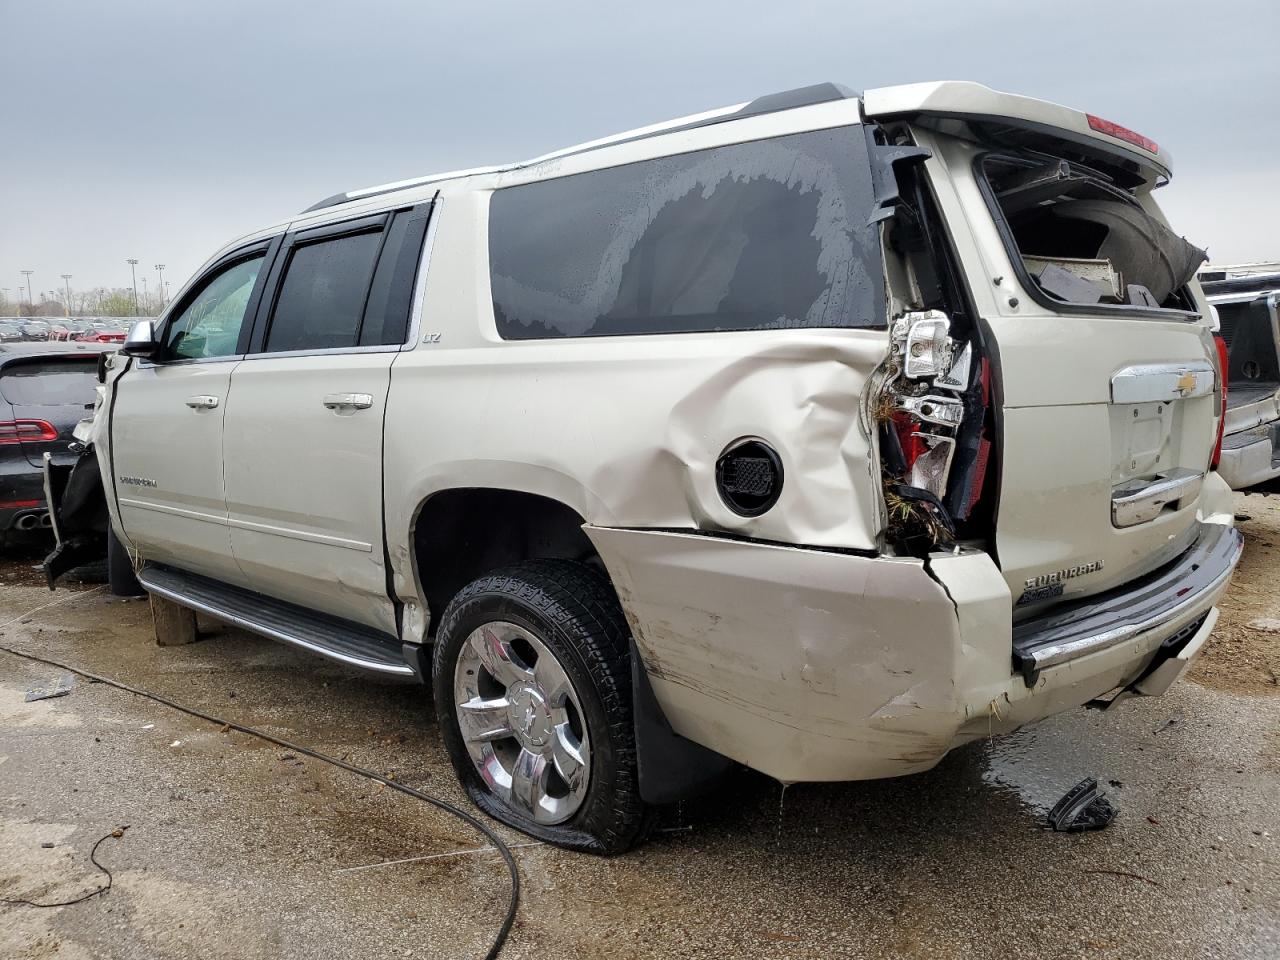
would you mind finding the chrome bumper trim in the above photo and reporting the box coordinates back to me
[1013,522,1242,677]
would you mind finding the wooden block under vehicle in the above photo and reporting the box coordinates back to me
[150,595,199,646]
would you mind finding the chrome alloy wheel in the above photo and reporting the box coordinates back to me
[452,620,591,825]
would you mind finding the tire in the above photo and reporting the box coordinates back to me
[432,559,651,854]
[107,527,144,597]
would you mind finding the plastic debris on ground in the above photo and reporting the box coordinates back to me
[24,673,76,702]
[1048,777,1116,832]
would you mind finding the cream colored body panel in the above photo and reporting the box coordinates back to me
[222,352,398,633]
[912,128,1220,607]
[588,521,1233,783]
[110,359,247,585]
[101,81,1242,786]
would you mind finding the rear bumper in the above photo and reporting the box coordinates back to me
[1218,421,1280,489]
[0,458,49,531]
[588,518,1241,784]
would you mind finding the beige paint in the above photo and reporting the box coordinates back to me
[100,82,1241,785]
[589,522,1234,783]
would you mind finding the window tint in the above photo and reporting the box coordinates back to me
[489,126,883,339]
[265,230,383,352]
[0,359,98,406]
[163,255,264,360]
[359,207,432,347]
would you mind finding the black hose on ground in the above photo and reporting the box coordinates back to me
[0,640,520,960]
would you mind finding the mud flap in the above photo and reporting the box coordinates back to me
[41,447,109,589]
[631,639,735,804]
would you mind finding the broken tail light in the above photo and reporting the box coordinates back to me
[1085,114,1159,154]
[0,420,58,444]
[1212,334,1228,469]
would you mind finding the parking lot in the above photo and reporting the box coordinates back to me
[1,493,1276,960]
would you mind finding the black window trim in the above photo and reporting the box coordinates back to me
[972,150,1201,323]
[240,204,434,359]
[246,212,391,357]
[143,235,284,367]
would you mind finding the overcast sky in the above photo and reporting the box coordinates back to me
[3,0,1277,302]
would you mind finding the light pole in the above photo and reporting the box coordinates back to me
[20,270,34,314]
[126,259,139,316]
[60,274,72,317]
[154,264,166,308]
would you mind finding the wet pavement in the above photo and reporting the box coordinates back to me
[2,498,1279,959]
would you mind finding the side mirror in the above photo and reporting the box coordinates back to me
[121,319,158,358]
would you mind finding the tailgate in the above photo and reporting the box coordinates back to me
[906,120,1218,613]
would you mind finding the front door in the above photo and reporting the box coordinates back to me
[111,243,275,583]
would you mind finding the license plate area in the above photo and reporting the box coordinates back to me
[1110,399,1180,484]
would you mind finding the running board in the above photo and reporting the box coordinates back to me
[137,565,415,677]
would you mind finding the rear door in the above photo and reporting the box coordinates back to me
[111,240,278,584]
[222,203,432,633]
[903,121,1217,610]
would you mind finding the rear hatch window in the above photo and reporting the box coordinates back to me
[980,156,1205,313]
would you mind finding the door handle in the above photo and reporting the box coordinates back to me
[323,392,374,411]
[185,395,219,409]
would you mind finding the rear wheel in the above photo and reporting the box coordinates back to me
[107,527,144,597]
[432,559,649,854]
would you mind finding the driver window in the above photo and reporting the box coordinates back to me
[161,254,265,361]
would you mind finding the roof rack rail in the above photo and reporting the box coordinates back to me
[300,82,858,215]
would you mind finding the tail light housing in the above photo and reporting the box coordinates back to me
[0,420,58,444]
[1212,334,1228,469]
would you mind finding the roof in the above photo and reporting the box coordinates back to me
[302,82,858,214]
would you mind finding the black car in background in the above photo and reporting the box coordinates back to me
[0,343,111,539]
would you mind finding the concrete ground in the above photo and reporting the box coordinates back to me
[2,495,1278,960]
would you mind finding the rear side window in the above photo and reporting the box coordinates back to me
[265,230,383,352]
[0,359,98,406]
[489,125,883,339]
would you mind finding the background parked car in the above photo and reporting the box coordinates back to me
[0,342,112,540]
[1201,264,1280,490]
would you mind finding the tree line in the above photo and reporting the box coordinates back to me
[0,287,162,318]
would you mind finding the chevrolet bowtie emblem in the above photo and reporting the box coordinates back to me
[1175,371,1197,396]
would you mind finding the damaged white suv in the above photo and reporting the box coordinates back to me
[47,81,1242,853]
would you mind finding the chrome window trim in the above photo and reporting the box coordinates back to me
[240,343,401,362]
[137,354,244,369]
[403,197,441,351]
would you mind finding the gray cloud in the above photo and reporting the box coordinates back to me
[3,0,1276,300]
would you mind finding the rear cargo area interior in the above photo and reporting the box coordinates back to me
[1216,297,1280,410]
[982,156,1205,311]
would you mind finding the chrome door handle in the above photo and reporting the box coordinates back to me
[323,392,374,411]
[185,395,219,409]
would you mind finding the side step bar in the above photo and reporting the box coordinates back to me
[138,565,415,677]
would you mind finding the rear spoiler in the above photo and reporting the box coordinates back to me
[862,81,1172,186]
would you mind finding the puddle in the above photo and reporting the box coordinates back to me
[980,711,1122,814]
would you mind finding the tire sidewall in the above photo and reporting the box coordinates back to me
[432,576,629,851]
